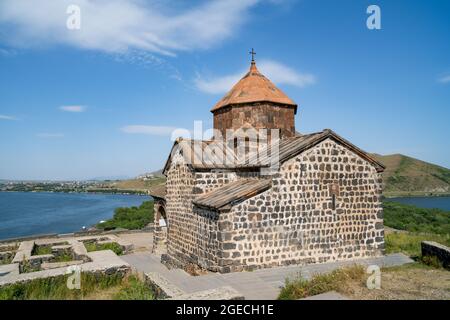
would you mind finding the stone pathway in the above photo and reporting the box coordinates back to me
[121,253,414,300]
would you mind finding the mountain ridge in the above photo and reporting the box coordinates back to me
[110,153,450,197]
[370,153,450,196]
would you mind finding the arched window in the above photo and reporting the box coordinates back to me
[157,205,167,227]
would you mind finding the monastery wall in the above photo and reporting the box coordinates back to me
[212,138,385,272]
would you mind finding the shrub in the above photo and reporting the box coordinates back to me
[97,200,154,230]
[383,201,450,235]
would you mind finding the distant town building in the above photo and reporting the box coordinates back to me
[137,173,155,181]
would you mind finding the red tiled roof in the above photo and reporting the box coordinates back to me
[211,61,297,112]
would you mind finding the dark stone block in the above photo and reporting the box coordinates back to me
[223,243,236,250]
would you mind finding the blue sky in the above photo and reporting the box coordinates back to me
[0,0,449,180]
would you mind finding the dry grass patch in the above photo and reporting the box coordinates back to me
[278,265,366,300]
[346,263,450,300]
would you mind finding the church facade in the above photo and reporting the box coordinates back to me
[150,59,386,273]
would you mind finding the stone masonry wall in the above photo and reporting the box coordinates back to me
[213,103,296,139]
[164,148,225,270]
[152,200,167,254]
[193,171,261,195]
[421,241,450,269]
[215,138,384,272]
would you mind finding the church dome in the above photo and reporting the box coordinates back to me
[211,61,297,113]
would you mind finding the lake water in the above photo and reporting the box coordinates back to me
[1,191,448,241]
[0,192,150,240]
[385,196,450,211]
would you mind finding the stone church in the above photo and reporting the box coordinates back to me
[149,57,386,273]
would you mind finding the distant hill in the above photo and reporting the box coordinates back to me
[150,169,164,177]
[371,154,450,196]
[106,176,166,192]
[102,154,449,197]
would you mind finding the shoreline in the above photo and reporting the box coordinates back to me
[0,192,152,241]
[0,189,150,196]
[382,193,450,199]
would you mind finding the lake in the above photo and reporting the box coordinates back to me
[385,196,450,211]
[0,192,150,240]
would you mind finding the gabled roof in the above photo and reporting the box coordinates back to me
[193,178,272,211]
[244,129,385,172]
[148,184,166,200]
[211,61,297,112]
[162,138,239,174]
[162,130,385,174]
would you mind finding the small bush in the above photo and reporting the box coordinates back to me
[383,201,450,235]
[97,200,154,230]
[278,265,365,300]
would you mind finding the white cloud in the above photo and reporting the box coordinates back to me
[195,59,316,94]
[37,133,65,138]
[121,125,177,136]
[438,75,450,83]
[0,114,17,120]
[59,105,86,112]
[0,0,260,56]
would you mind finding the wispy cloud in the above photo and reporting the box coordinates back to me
[0,47,16,56]
[59,105,86,113]
[0,0,262,56]
[37,133,65,138]
[0,114,18,120]
[121,125,177,136]
[195,59,316,94]
[438,75,450,83]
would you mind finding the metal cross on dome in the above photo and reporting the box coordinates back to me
[249,48,256,62]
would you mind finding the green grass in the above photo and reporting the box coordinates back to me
[31,245,52,256]
[278,265,366,300]
[85,242,123,256]
[114,276,155,300]
[0,273,124,300]
[421,255,444,269]
[383,201,450,235]
[385,232,450,257]
[53,253,74,263]
[97,200,154,230]
[0,273,156,300]
[0,256,13,265]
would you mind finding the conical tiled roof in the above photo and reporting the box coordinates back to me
[211,61,297,112]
